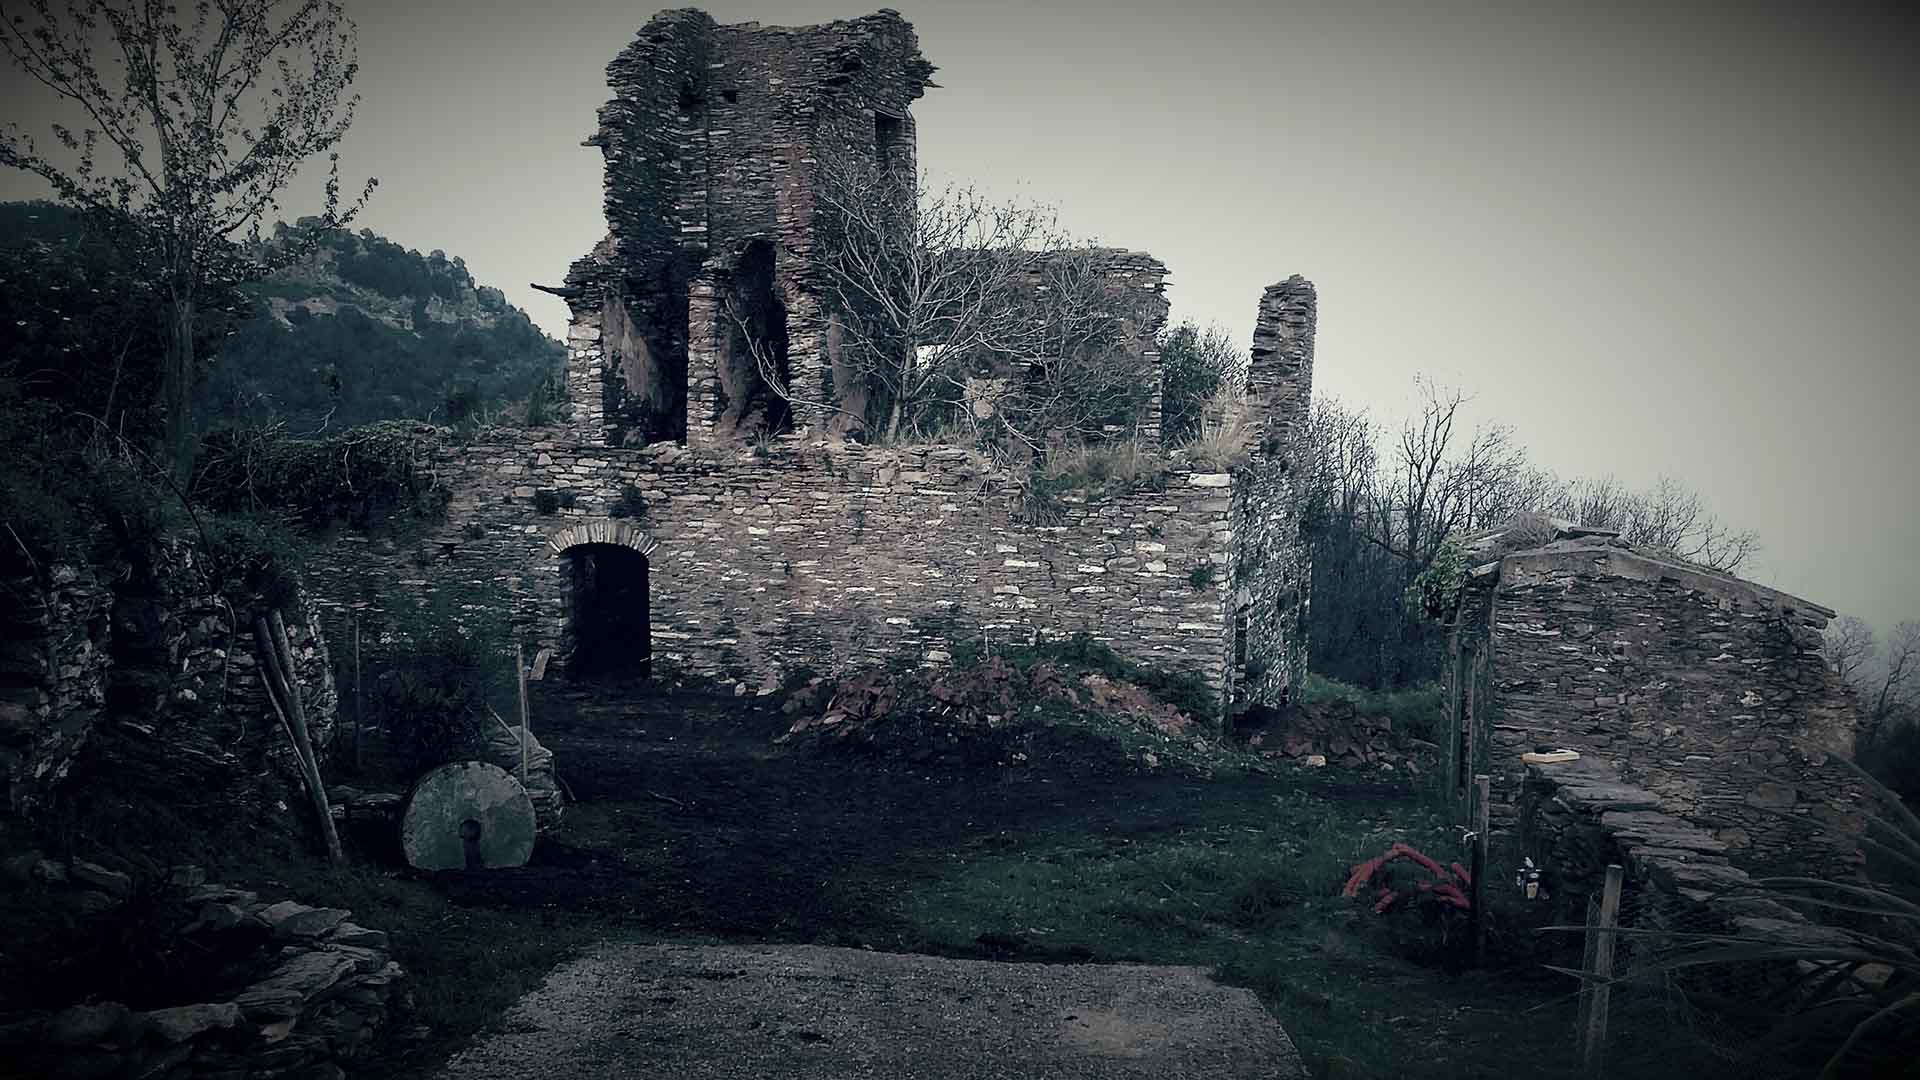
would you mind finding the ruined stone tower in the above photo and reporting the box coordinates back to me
[301,9,1320,719]
[539,9,937,449]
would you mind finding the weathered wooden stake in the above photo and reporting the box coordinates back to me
[352,616,363,772]
[1470,773,1491,965]
[1580,863,1626,1076]
[515,643,530,782]
[254,611,344,867]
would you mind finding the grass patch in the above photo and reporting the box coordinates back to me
[1182,390,1252,471]
[1021,440,1167,523]
[888,785,1598,1078]
[898,789,1381,959]
[1300,672,1446,743]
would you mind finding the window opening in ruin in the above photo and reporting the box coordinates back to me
[563,543,651,679]
[875,112,903,171]
[718,239,793,437]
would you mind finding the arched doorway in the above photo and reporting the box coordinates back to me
[562,544,650,678]
[548,523,657,680]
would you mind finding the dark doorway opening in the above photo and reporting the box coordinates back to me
[564,543,651,679]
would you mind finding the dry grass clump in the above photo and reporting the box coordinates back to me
[1183,390,1252,471]
[1038,438,1162,489]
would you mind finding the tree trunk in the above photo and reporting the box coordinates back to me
[164,287,197,483]
[884,394,907,442]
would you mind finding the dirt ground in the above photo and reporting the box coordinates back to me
[436,941,1304,1079]
[389,679,1595,1080]
[431,680,1413,947]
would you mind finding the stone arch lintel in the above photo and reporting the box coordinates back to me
[546,520,658,559]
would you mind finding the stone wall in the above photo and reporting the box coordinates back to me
[1448,536,1864,879]
[334,8,1319,720]
[1513,757,1864,980]
[1230,277,1317,709]
[0,539,336,823]
[304,429,1250,715]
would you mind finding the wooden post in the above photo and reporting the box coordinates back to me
[1580,863,1626,1076]
[352,616,362,772]
[255,611,344,867]
[1470,773,1491,965]
[515,643,530,782]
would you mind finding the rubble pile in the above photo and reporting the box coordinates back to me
[0,857,412,1080]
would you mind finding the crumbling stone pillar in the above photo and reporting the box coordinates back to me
[685,271,726,448]
[1140,342,1164,444]
[780,284,830,434]
[1247,276,1317,460]
[1230,276,1318,713]
[565,310,607,446]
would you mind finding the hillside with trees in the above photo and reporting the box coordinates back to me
[0,202,564,443]
[199,219,564,433]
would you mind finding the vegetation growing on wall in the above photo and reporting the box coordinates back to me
[191,421,448,533]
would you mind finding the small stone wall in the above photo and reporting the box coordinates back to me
[1516,757,1860,971]
[1,861,409,1080]
[1,539,336,822]
[1449,537,1865,879]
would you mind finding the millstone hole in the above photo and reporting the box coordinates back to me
[460,818,483,870]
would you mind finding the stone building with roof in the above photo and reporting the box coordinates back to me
[1444,517,1864,881]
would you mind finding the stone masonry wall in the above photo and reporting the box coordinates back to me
[302,429,1243,715]
[1452,540,1864,879]
[1,540,336,822]
[1230,277,1316,709]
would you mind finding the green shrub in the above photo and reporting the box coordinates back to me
[191,421,446,534]
[1188,564,1217,590]
[374,625,492,780]
[1404,538,1468,622]
[1299,673,1445,743]
[199,513,306,610]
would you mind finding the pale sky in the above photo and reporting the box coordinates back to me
[4,1,1917,638]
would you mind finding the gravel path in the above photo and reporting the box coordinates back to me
[436,941,1305,1079]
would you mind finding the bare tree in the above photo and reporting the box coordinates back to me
[1,0,374,474]
[1622,475,1760,573]
[1822,614,1878,686]
[1531,473,1759,574]
[794,152,1149,448]
[1860,620,1920,749]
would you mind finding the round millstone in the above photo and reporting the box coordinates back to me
[400,761,537,871]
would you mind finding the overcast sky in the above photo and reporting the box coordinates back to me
[4,1,1916,639]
